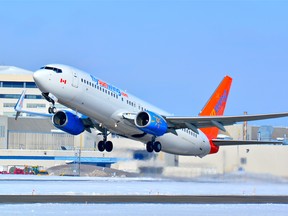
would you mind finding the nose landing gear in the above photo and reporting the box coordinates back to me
[48,106,57,114]
[42,93,57,114]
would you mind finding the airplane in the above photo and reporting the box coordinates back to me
[14,64,288,157]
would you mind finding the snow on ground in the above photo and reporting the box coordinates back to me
[0,173,287,196]
[0,204,287,216]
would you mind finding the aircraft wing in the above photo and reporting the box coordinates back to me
[14,90,53,120]
[165,113,288,133]
[212,139,284,146]
[14,91,96,133]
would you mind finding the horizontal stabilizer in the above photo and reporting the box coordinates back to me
[212,139,284,146]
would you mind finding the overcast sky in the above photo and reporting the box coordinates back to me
[1,0,288,126]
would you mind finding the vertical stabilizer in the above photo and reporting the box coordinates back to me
[199,76,232,153]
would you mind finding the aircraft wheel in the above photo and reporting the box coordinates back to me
[98,141,106,152]
[52,107,57,114]
[48,106,57,114]
[153,141,162,153]
[105,141,113,152]
[48,107,53,114]
[146,141,154,153]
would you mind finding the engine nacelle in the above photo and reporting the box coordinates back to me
[135,111,168,136]
[52,110,85,135]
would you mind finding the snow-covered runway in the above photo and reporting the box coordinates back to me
[0,173,287,215]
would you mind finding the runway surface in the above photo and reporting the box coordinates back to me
[0,174,288,215]
[0,195,288,204]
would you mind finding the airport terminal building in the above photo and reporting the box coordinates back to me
[0,66,48,117]
[1,66,288,177]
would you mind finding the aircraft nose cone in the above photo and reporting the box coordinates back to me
[33,70,40,82]
[33,70,49,92]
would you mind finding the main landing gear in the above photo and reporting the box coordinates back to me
[97,128,113,152]
[146,140,162,153]
[98,140,113,152]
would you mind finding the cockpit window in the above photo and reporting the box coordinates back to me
[40,66,62,73]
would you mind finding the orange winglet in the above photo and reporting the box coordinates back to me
[199,76,232,154]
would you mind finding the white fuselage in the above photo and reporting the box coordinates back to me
[33,64,211,156]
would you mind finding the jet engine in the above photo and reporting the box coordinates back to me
[52,110,85,135]
[135,111,167,136]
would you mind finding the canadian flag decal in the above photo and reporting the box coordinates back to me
[60,78,67,84]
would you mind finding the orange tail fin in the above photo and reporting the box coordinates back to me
[199,76,232,153]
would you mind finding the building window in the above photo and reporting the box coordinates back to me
[0,94,20,99]
[3,103,16,108]
[25,95,43,99]
[0,94,42,99]
[2,81,24,88]
[27,103,46,108]
[25,82,37,88]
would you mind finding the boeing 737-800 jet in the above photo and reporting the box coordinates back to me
[15,64,288,157]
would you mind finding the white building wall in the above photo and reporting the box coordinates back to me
[0,66,54,117]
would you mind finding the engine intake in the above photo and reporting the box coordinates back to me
[52,110,85,135]
[135,111,167,136]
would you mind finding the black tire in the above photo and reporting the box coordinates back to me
[98,141,106,152]
[105,141,113,152]
[153,141,162,153]
[52,107,57,114]
[146,141,154,153]
[48,107,52,114]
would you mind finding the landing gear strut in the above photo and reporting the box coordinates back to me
[146,139,162,153]
[97,128,113,152]
[42,93,57,114]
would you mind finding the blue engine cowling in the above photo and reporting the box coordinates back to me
[135,111,168,136]
[52,110,85,135]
